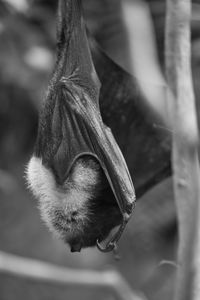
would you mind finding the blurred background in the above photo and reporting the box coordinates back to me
[0,0,200,299]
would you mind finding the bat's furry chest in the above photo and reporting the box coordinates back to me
[27,155,107,238]
[54,157,105,221]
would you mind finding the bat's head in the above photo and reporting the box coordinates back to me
[26,155,122,252]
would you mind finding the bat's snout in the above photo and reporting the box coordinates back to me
[70,242,82,252]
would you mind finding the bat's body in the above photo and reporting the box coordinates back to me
[27,155,121,251]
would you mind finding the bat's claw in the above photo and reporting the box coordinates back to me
[96,213,130,253]
[96,240,116,253]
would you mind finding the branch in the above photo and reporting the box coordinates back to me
[122,0,167,122]
[0,251,146,300]
[165,0,200,299]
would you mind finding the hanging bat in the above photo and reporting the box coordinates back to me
[26,0,136,253]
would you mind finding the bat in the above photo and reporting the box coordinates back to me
[26,0,136,253]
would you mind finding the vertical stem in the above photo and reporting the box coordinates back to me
[165,0,200,299]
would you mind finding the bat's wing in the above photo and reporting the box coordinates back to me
[90,39,171,198]
[34,0,136,251]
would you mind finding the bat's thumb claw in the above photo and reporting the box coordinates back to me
[96,239,116,253]
[96,213,130,253]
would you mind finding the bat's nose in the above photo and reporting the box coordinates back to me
[70,242,82,252]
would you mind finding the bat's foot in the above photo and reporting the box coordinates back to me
[96,213,130,252]
[96,240,116,253]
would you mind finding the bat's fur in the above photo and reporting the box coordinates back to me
[26,155,122,251]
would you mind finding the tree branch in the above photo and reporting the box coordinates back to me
[165,0,200,299]
[0,251,146,300]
